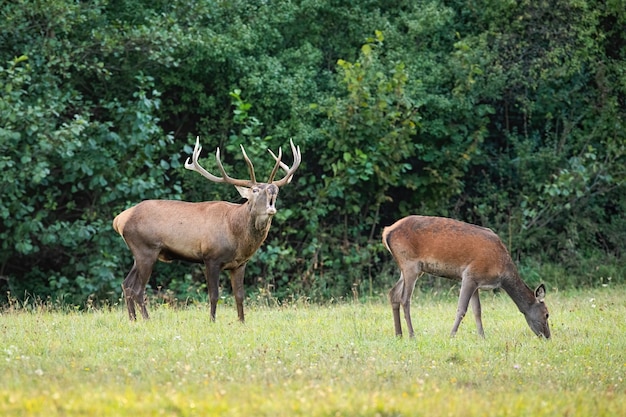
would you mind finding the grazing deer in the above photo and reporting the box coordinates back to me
[382,215,550,338]
[113,137,301,322]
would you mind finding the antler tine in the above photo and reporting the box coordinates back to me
[212,146,256,187]
[269,138,301,187]
[184,137,255,187]
[266,146,283,183]
[268,148,291,174]
[184,137,225,183]
[239,144,257,184]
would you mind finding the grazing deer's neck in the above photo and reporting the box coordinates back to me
[500,274,535,314]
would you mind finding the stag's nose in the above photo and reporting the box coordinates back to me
[266,190,278,215]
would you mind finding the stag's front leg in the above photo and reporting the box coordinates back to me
[204,261,221,322]
[230,264,247,323]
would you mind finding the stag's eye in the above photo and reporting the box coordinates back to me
[545,313,549,319]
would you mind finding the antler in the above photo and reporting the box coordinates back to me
[185,137,301,187]
[184,137,257,187]
[267,138,301,187]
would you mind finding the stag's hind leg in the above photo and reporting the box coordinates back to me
[122,251,157,321]
[121,263,140,321]
[134,284,150,320]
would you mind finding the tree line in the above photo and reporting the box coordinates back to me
[1,0,624,305]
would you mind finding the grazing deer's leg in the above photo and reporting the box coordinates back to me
[389,275,405,337]
[401,284,417,338]
[204,260,221,322]
[230,264,247,322]
[450,279,478,337]
[400,268,421,338]
[470,289,485,337]
[389,267,422,337]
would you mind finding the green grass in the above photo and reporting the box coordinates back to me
[1,287,625,416]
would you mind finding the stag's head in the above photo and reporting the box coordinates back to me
[184,137,301,230]
[524,284,551,339]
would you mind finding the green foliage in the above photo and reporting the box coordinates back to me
[318,30,420,236]
[452,0,626,262]
[1,0,625,306]
[0,0,182,303]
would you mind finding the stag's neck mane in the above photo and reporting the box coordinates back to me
[230,201,273,239]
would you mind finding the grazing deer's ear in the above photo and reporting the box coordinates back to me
[235,186,253,200]
[535,284,546,302]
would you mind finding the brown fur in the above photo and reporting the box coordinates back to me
[113,139,300,322]
[383,215,550,338]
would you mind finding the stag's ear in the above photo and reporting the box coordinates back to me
[235,186,253,200]
[535,284,546,302]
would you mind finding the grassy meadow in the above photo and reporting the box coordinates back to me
[1,287,625,416]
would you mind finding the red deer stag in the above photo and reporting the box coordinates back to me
[113,137,301,322]
[382,216,550,338]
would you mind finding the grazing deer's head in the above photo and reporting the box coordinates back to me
[524,284,551,338]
